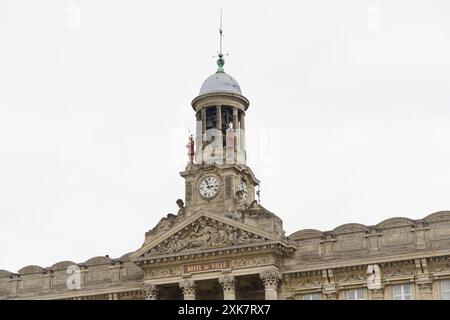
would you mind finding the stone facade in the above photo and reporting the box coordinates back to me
[1,61,450,301]
[1,212,449,300]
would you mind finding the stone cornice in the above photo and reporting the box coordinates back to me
[191,92,250,112]
[135,241,295,266]
[8,282,144,301]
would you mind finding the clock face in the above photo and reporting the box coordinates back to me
[199,176,220,199]
[238,179,248,201]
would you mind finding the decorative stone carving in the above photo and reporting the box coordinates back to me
[179,279,196,299]
[145,266,181,278]
[369,288,384,300]
[143,284,158,300]
[260,270,282,300]
[417,282,433,300]
[294,270,323,288]
[417,282,432,291]
[259,271,282,289]
[218,275,235,292]
[341,273,364,282]
[382,261,415,278]
[144,217,267,256]
[231,255,273,269]
[431,256,450,272]
[299,278,321,288]
[146,214,177,237]
[219,275,236,300]
[323,291,338,300]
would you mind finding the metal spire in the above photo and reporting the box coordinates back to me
[216,7,225,72]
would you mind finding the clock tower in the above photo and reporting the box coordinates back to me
[179,51,283,237]
[181,52,256,209]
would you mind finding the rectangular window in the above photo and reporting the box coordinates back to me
[393,284,413,300]
[346,288,366,300]
[303,293,321,300]
[442,280,450,300]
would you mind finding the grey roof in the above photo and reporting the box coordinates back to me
[199,71,242,96]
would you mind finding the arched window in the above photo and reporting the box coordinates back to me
[205,107,217,130]
[221,106,233,146]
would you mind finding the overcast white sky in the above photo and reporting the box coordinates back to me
[1,0,449,272]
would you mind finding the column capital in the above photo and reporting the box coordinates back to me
[259,270,282,289]
[218,275,236,292]
[143,284,159,300]
[179,279,196,299]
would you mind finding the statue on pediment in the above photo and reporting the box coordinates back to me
[176,199,186,220]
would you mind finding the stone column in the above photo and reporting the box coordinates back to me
[216,105,222,130]
[219,275,236,300]
[260,271,282,300]
[201,109,206,134]
[232,108,239,161]
[417,282,433,300]
[195,112,203,163]
[143,284,159,300]
[239,111,245,153]
[216,105,224,163]
[179,279,196,300]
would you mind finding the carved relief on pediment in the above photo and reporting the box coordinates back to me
[143,217,268,257]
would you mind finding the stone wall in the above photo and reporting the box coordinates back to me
[1,211,449,300]
[281,211,450,300]
[0,253,144,300]
[286,211,450,265]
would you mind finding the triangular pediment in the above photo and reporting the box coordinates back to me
[131,212,282,260]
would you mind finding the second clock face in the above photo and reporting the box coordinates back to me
[199,176,220,199]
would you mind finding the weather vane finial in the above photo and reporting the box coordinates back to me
[216,7,225,72]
